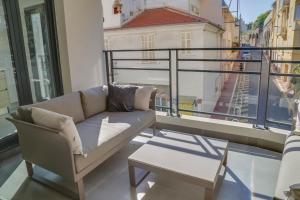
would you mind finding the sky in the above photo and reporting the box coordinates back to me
[224,0,275,24]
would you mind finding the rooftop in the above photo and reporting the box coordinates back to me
[110,7,221,30]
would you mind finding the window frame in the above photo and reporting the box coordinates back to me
[181,31,192,55]
[141,33,155,62]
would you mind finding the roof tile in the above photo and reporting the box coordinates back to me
[122,7,209,28]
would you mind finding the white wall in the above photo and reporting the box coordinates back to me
[199,0,223,26]
[103,0,123,28]
[105,23,223,112]
[202,28,223,112]
[55,0,105,92]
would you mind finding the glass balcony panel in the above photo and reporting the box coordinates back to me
[266,75,300,129]
[178,72,260,123]
[113,69,170,112]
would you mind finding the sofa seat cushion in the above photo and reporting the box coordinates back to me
[275,135,300,200]
[74,110,155,172]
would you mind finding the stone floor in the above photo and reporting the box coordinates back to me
[0,129,282,200]
[0,113,16,139]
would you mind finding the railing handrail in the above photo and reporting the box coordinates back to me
[103,47,300,52]
[104,47,300,131]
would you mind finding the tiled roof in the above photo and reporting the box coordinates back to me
[120,7,219,29]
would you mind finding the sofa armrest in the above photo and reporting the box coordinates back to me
[149,88,157,110]
[7,118,77,181]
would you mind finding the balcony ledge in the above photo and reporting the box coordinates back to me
[156,111,288,152]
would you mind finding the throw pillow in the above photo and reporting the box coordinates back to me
[17,107,33,123]
[80,86,108,118]
[107,84,138,112]
[134,86,154,111]
[285,184,300,200]
[31,107,84,155]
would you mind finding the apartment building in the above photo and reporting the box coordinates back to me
[104,6,224,114]
[103,0,224,29]
[272,0,300,80]
[222,0,240,49]
[263,11,273,47]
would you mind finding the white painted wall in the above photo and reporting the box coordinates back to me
[199,0,223,26]
[105,23,223,112]
[54,0,105,92]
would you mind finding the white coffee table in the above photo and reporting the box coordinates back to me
[128,130,228,200]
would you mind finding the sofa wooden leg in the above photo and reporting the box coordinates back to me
[153,123,157,136]
[77,179,85,200]
[25,161,33,177]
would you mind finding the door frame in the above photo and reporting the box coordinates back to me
[0,0,63,151]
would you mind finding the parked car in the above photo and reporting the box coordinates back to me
[242,51,251,60]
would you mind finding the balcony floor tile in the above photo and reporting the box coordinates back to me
[0,129,282,200]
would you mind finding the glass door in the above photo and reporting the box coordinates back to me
[18,0,59,103]
[0,0,62,145]
[0,0,19,139]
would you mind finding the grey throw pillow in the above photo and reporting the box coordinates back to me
[108,84,138,112]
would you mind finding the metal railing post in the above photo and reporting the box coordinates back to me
[110,51,114,83]
[169,49,173,116]
[104,51,110,84]
[255,49,271,129]
[176,50,180,117]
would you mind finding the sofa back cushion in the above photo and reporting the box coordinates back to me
[80,86,108,118]
[31,107,84,155]
[29,92,85,123]
[134,86,154,111]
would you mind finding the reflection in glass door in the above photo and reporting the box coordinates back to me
[0,0,19,139]
[0,0,62,143]
[19,0,57,103]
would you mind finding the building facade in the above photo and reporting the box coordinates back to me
[272,0,300,81]
[103,0,224,29]
[104,7,224,114]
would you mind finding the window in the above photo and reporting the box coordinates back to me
[181,32,192,54]
[141,33,155,60]
[296,3,300,20]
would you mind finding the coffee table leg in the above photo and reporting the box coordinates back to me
[223,149,228,166]
[204,188,215,200]
[129,165,136,187]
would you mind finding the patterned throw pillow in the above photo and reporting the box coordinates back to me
[107,84,138,112]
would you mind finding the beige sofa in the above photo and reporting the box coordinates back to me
[8,86,156,200]
[274,135,300,200]
[274,105,300,200]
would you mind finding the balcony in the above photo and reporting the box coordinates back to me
[1,0,300,199]
[1,47,299,200]
[104,47,300,131]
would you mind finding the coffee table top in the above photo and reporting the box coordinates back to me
[128,130,228,188]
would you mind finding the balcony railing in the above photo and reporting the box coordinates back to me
[104,47,300,131]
